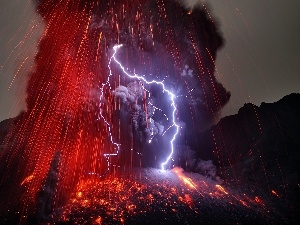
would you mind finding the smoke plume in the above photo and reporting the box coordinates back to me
[178,0,200,9]
[0,0,230,215]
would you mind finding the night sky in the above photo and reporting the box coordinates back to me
[0,0,299,122]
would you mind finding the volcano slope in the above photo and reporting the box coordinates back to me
[1,94,300,224]
[50,168,289,225]
[0,162,294,224]
[0,167,287,224]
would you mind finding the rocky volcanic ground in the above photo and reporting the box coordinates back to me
[1,94,299,224]
[48,168,296,224]
[1,167,293,225]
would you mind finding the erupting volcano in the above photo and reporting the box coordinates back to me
[1,0,298,224]
[0,0,229,222]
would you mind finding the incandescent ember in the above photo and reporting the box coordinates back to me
[55,168,274,225]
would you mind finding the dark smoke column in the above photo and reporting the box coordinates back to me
[0,0,230,217]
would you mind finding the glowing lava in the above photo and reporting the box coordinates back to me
[172,167,197,190]
[56,168,271,224]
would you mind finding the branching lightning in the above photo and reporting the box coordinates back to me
[99,44,180,170]
[97,46,121,170]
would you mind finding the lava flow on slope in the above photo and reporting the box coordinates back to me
[54,168,276,225]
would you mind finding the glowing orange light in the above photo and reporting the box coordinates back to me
[254,196,264,206]
[215,184,228,195]
[239,199,248,207]
[178,194,193,207]
[95,216,102,224]
[172,167,197,190]
[76,191,83,198]
[271,190,280,198]
[184,194,192,203]
[20,175,34,186]
[127,204,136,210]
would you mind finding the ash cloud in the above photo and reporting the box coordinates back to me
[113,82,165,140]
[177,0,200,9]
[27,0,230,173]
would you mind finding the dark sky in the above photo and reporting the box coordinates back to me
[0,0,44,122]
[204,0,300,117]
[0,0,299,121]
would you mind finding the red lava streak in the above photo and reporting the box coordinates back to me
[4,1,116,211]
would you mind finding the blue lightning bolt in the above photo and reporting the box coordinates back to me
[99,44,180,170]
